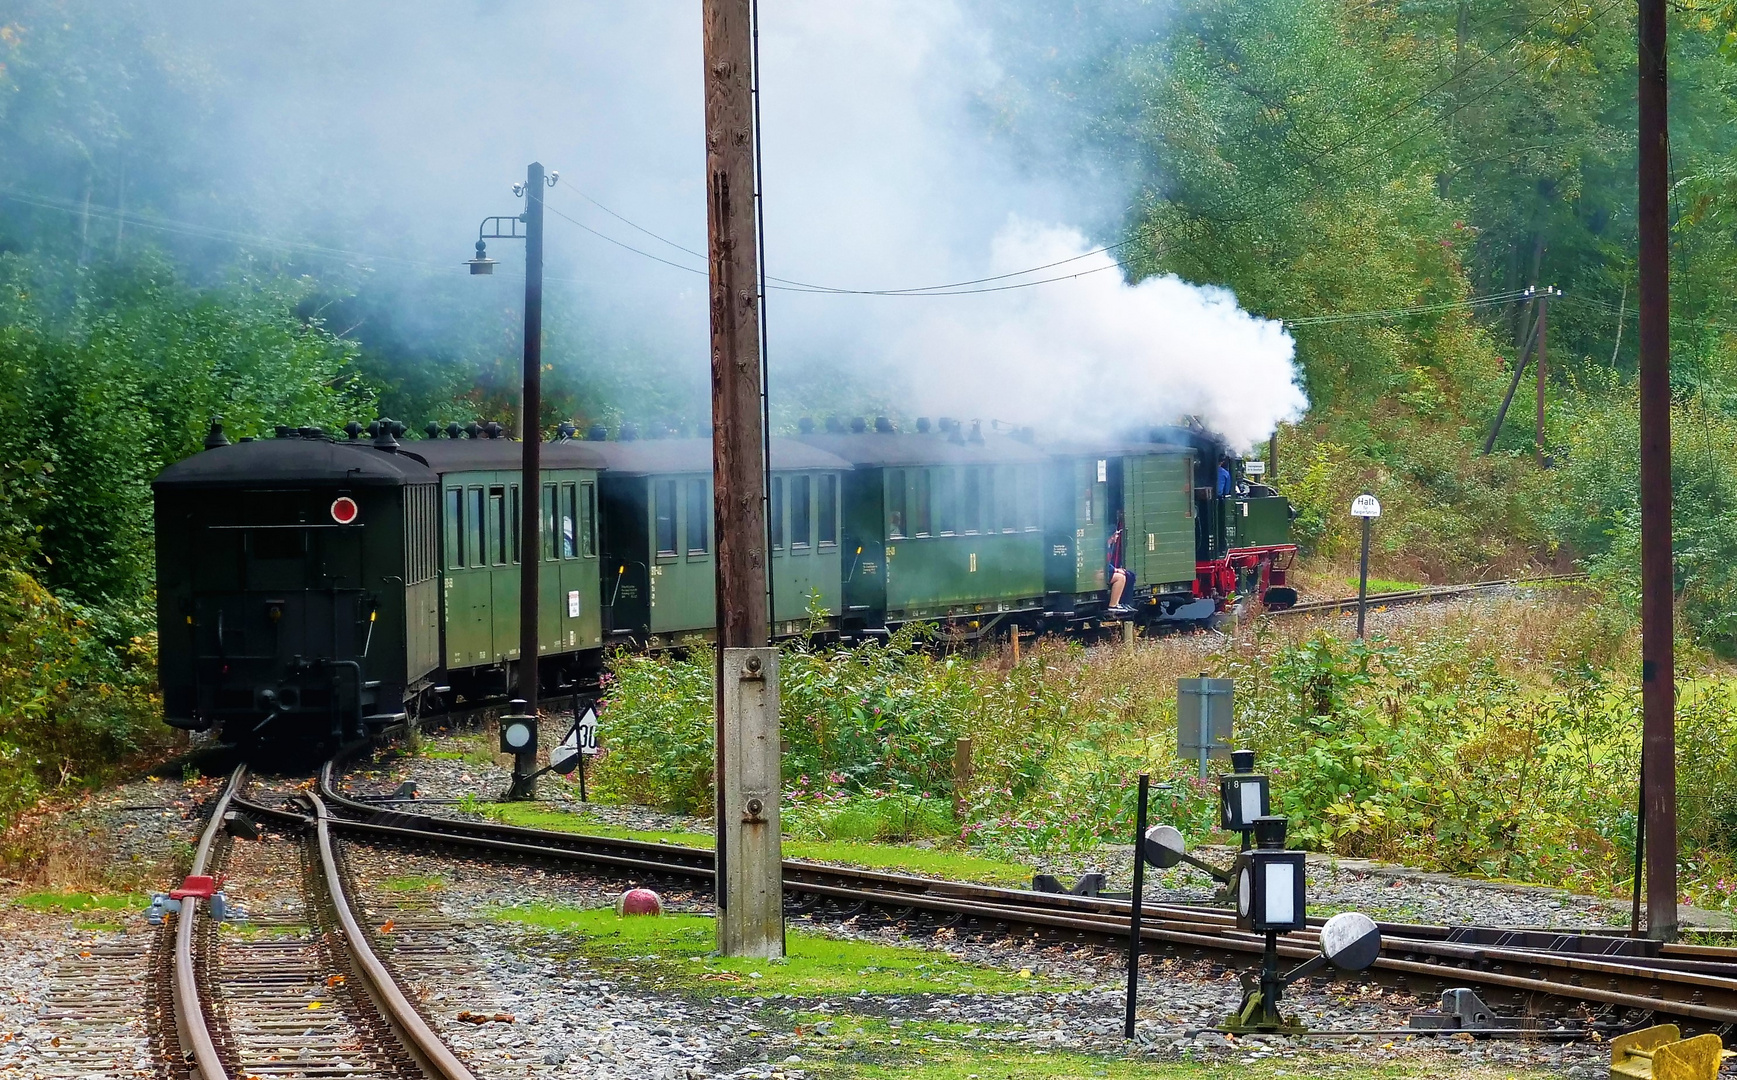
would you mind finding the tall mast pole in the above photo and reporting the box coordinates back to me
[1637,0,1676,939]
[519,161,545,723]
[704,0,781,957]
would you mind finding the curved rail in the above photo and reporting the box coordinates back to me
[304,763,1737,1034]
[171,763,245,1080]
[306,789,476,1080]
[1267,573,1587,619]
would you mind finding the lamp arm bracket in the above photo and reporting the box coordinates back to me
[478,215,528,241]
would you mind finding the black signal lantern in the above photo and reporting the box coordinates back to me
[1233,815,1307,933]
[1220,748,1271,840]
[499,703,538,756]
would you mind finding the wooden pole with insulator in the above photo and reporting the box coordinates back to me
[1637,0,1677,940]
[512,161,546,800]
[704,0,782,958]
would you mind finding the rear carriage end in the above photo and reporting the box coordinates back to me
[154,426,439,743]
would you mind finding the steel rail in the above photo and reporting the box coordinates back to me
[1268,573,1587,618]
[171,763,246,1080]
[306,789,477,1080]
[297,770,1737,1032]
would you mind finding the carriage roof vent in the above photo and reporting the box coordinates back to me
[824,415,845,433]
[619,422,639,441]
[203,419,230,450]
[370,419,399,451]
[798,416,815,433]
[968,420,984,444]
[850,416,867,433]
[915,417,931,433]
[874,416,894,433]
[587,423,608,441]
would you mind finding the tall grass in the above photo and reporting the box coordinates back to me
[590,593,1737,908]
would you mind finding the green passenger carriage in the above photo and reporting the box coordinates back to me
[590,437,850,646]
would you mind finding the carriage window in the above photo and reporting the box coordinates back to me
[819,475,838,545]
[488,486,507,566]
[886,470,906,539]
[581,481,597,557]
[936,468,957,535]
[912,470,931,536]
[467,488,485,567]
[981,468,997,534]
[999,466,1018,533]
[791,475,811,549]
[770,477,784,549]
[963,468,982,534]
[655,480,678,556]
[543,484,558,561]
[1185,456,1196,517]
[446,488,464,569]
[686,478,709,555]
[561,483,579,558]
[1083,476,1095,525]
[1020,467,1041,531]
[509,485,521,564]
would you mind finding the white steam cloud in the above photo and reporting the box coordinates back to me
[888,221,1305,447]
[145,0,1307,445]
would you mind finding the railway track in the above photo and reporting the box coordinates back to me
[163,765,474,1080]
[223,760,1737,1041]
[1267,572,1587,619]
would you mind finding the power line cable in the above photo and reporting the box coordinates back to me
[550,187,1139,295]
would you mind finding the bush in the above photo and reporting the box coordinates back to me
[0,563,169,824]
[591,647,716,814]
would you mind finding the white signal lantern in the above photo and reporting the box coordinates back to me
[330,496,360,525]
[1235,815,1307,933]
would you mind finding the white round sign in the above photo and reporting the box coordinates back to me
[1237,867,1252,917]
[1142,824,1186,869]
[1350,494,1381,518]
[502,721,534,750]
[1319,911,1382,972]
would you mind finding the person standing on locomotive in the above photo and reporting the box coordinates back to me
[1108,511,1136,616]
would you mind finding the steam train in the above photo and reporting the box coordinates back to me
[154,416,1296,743]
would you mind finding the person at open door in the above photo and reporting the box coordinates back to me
[1108,511,1136,617]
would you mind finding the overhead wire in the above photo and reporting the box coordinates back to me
[549,188,1138,296]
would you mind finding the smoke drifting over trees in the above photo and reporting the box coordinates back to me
[0,0,1304,445]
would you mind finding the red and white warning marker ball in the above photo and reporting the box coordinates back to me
[616,888,663,917]
[330,496,360,524]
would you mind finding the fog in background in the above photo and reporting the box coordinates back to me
[22,0,1307,447]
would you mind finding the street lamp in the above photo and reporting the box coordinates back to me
[468,161,558,799]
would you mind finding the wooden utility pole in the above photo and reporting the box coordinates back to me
[510,162,547,800]
[704,0,782,958]
[1637,0,1676,940]
[1534,290,1549,464]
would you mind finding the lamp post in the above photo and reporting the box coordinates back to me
[469,162,559,799]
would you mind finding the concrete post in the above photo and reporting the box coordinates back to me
[718,647,783,957]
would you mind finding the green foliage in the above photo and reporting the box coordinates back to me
[592,647,717,814]
[0,564,169,822]
[783,776,953,844]
[0,254,375,602]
